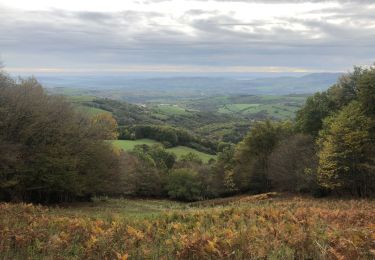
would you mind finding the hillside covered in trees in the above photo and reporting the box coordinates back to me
[1,65,374,203]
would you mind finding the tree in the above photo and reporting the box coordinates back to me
[133,144,176,171]
[295,92,334,137]
[357,66,375,117]
[268,134,318,193]
[167,168,202,201]
[91,113,119,140]
[317,101,374,196]
[213,145,237,195]
[234,121,293,192]
[326,66,362,110]
[0,75,122,203]
[129,146,164,197]
[180,152,203,165]
[295,66,368,138]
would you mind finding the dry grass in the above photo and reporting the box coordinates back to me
[1,194,374,259]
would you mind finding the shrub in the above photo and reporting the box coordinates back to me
[167,169,202,201]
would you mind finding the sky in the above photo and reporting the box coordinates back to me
[0,0,374,75]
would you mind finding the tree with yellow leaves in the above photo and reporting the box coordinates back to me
[91,113,119,140]
[317,101,374,196]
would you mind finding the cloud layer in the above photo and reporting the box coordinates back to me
[0,0,374,74]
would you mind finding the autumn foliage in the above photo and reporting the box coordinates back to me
[1,195,374,259]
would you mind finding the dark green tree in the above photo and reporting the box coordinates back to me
[234,121,293,192]
[268,134,318,193]
[295,92,334,137]
[0,75,122,203]
[167,168,202,201]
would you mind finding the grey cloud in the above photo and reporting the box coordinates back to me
[196,0,375,3]
[0,2,374,72]
[143,0,374,3]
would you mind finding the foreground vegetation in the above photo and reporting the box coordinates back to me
[1,194,374,259]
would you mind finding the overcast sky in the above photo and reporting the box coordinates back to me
[0,0,374,75]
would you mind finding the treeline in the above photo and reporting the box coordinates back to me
[86,98,156,126]
[118,145,217,201]
[119,125,217,154]
[86,98,250,146]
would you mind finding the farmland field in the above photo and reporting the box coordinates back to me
[217,103,261,114]
[186,94,306,120]
[112,139,161,151]
[167,146,216,162]
[218,103,301,119]
[77,105,112,116]
[155,104,190,115]
[1,194,374,259]
[112,139,216,162]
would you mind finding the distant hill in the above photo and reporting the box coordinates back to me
[237,73,342,94]
[40,73,342,102]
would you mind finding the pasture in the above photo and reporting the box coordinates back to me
[112,139,216,163]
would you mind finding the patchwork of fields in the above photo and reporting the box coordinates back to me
[190,95,306,119]
[1,194,374,259]
[218,103,301,119]
[147,95,306,120]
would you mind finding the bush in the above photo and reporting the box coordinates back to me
[167,169,202,201]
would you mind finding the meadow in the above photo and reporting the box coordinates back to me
[155,104,190,116]
[112,139,217,162]
[112,139,161,151]
[1,194,374,259]
[77,106,112,116]
[218,103,300,119]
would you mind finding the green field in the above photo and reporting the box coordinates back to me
[112,139,216,162]
[156,104,189,115]
[112,139,161,151]
[76,105,112,116]
[218,103,261,114]
[66,95,96,102]
[167,146,216,162]
[185,94,306,120]
[218,103,301,119]
[65,95,112,117]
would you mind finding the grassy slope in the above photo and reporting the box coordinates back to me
[210,95,306,119]
[217,99,304,119]
[1,194,374,259]
[112,139,216,162]
[167,146,216,162]
[112,139,161,151]
[64,95,112,116]
[77,105,112,116]
[156,104,189,115]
